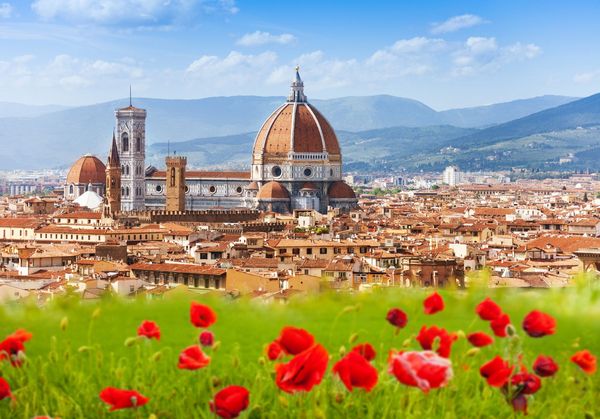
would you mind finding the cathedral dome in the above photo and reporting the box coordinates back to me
[257,181,290,200]
[67,154,106,185]
[252,69,340,162]
[328,181,356,199]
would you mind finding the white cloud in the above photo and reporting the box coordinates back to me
[390,37,446,53]
[0,2,13,18]
[186,51,278,86]
[431,14,487,34]
[574,70,600,84]
[31,0,237,25]
[236,31,296,47]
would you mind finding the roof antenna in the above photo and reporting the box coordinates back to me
[129,85,132,107]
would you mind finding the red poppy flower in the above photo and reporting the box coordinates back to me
[511,371,541,395]
[533,355,559,377]
[137,320,160,340]
[99,387,149,411]
[388,350,453,393]
[199,330,215,347]
[490,313,511,337]
[350,343,376,361]
[178,345,211,370]
[0,377,12,401]
[275,344,329,393]
[275,327,315,356]
[332,351,378,392]
[571,350,597,374]
[0,329,31,367]
[190,302,217,328]
[423,292,444,315]
[386,308,408,328]
[467,331,494,347]
[267,341,283,361]
[480,356,514,387]
[475,298,503,321]
[511,394,528,415]
[209,385,250,419]
[416,325,458,358]
[522,310,556,338]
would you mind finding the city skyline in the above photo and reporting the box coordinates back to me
[1,0,600,109]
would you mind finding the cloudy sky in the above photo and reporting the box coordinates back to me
[1,0,600,109]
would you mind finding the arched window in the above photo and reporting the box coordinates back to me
[135,137,141,152]
[121,187,125,196]
[121,132,129,152]
[170,167,176,187]
[125,187,130,196]
[69,184,74,195]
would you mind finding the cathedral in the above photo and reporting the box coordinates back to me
[66,69,357,215]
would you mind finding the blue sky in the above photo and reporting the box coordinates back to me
[1,0,600,109]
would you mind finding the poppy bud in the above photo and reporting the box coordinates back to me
[348,333,359,344]
[339,346,346,357]
[60,317,69,331]
[466,348,480,357]
[211,376,222,388]
[92,308,101,319]
[150,351,162,362]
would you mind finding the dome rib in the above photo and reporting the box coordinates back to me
[304,104,326,152]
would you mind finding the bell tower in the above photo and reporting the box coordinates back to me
[104,134,121,218]
[115,91,146,211]
[165,155,187,212]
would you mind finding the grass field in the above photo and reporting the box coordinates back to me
[0,277,599,418]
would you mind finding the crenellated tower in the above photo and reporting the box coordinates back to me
[165,155,187,212]
[115,95,146,211]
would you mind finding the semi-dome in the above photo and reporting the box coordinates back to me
[67,154,106,185]
[257,181,290,200]
[328,181,356,199]
[252,69,340,162]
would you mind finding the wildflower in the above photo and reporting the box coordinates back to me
[423,292,444,315]
[480,356,514,387]
[190,302,217,328]
[416,325,458,358]
[210,386,250,419]
[386,308,408,328]
[200,331,215,347]
[490,313,511,338]
[137,320,161,340]
[274,326,315,356]
[467,331,494,348]
[350,343,376,361]
[511,371,542,395]
[571,350,597,374]
[0,329,32,367]
[388,350,453,393]
[522,310,556,338]
[99,387,149,411]
[178,345,211,370]
[533,355,559,377]
[275,344,329,393]
[0,377,12,401]
[266,341,283,361]
[476,298,503,321]
[332,351,378,392]
[511,394,528,415]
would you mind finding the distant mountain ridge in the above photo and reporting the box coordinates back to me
[0,93,582,170]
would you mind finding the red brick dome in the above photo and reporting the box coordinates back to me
[257,181,290,200]
[328,181,356,199]
[66,154,106,185]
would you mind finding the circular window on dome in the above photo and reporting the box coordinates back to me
[155,185,163,193]
[304,167,313,177]
[185,185,189,194]
[208,185,217,194]
[271,166,282,178]
[235,186,243,194]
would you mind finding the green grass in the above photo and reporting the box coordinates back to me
[1,279,599,418]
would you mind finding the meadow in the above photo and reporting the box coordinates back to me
[0,277,599,419]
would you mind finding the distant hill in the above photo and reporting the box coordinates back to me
[0,102,69,118]
[0,94,580,170]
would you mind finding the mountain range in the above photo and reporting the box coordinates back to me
[0,93,596,171]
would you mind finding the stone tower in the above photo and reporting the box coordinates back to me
[104,134,121,218]
[115,97,146,211]
[165,155,187,212]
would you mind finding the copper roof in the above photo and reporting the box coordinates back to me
[328,181,356,199]
[253,102,341,158]
[257,181,290,200]
[66,155,106,185]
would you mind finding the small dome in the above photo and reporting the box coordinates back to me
[246,181,259,191]
[301,182,317,190]
[73,190,103,210]
[257,181,290,200]
[328,181,356,199]
[67,155,106,185]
